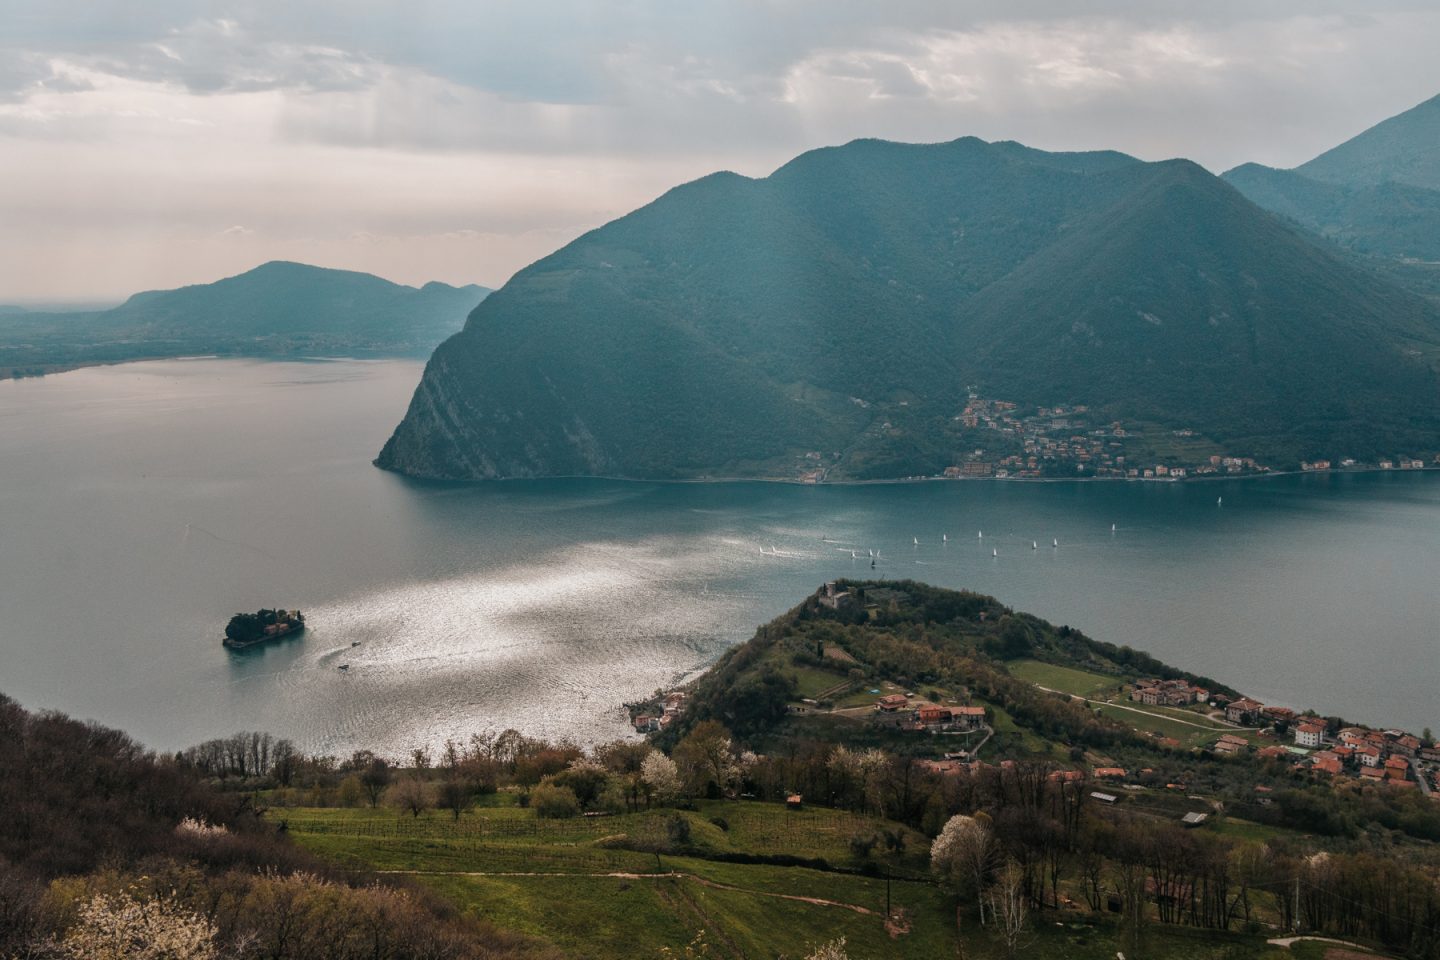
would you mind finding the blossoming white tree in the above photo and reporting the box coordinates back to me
[63,890,217,960]
[930,812,995,924]
[641,750,682,805]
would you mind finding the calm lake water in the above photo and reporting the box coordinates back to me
[1,358,1437,756]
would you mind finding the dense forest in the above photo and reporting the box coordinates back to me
[380,136,1440,482]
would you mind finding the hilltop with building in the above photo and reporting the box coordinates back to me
[659,580,1440,823]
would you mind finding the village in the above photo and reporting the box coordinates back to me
[1213,695,1439,795]
[940,393,1275,480]
[1104,677,1440,797]
[626,654,1440,815]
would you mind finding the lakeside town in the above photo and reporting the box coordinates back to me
[795,392,1436,483]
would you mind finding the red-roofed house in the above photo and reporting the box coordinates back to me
[952,705,986,729]
[917,704,952,725]
[1226,698,1264,724]
[1294,722,1324,749]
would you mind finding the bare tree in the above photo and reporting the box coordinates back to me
[390,776,431,818]
[989,858,1028,960]
[436,778,471,821]
[358,756,391,808]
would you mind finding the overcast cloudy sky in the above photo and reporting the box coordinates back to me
[3,1,1439,301]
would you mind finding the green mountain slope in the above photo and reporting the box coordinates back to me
[1224,163,1440,262]
[380,137,1440,480]
[0,261,489,375]
[968,161,1440,462]
[1223,93,1440,307]
[1297,92,1440,190]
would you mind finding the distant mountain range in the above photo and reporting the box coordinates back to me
[0,261,489,376]
[379,132,1440,481]
[1224,93,1440,297]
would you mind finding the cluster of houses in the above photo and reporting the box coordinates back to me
[943,394,1275,481]
[1130,678,1209,707]
[873,693,987,735]
[631,690,687,734]
[1301,457,1430,472]
[1201,698,1440,793]
[1277,723,1438,790]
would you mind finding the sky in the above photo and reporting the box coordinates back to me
[3,1,1440,302]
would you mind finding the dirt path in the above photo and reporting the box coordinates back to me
[379,868,880,916]
[1266,934,1385,954]
[1035,686,1257,732]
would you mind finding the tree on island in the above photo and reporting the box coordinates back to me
[223,608,302,644]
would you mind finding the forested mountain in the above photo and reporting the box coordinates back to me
[1297,92,1440,191]
[380,136,1440,481]
[0,261,489,375]
[1223,92,1440,303]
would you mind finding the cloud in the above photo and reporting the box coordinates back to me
[1,2,1439,298]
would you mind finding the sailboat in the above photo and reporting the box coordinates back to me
[942,533,948,543]
[1052,538,1059,547]
[1031,541,1037,550]
[913,537,919,546]
[1217,496,1223,506]
[992,548,998,558]
[1111,523,1116,532]
[977,530,983,539]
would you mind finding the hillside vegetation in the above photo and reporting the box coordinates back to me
[0,692,551,959]
[5,581,1440,958]
[0,261,488,376]
[1224,91,1440,309]
[380,136,1440,481]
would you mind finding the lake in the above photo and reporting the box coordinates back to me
[1,358,1437,757]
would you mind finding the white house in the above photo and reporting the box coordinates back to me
[1294,722,1324,749]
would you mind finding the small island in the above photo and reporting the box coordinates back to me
[222,608,305,650]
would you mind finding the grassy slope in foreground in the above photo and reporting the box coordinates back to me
[278,802,1298,960]
[271,581,1437,959]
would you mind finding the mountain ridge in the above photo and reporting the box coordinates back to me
[1223,91,1440,304]
[0,261,490,376]
[379,135,1440,481]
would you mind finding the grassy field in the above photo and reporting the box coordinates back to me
[787,663,854,700]
[1093,702,1224,749]
[1002,660,1234,750]
[272,801,1307,958]
[1006,659,1122,697]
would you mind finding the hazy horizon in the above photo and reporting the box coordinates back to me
[4,1,1440,301]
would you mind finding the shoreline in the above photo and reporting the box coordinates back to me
[380,462,1433,488]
